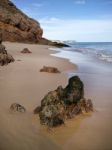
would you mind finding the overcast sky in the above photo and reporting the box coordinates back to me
[12,0,112,42]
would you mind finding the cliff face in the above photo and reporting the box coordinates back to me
[0,0,43,43]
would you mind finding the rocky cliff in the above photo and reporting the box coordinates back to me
[0,0,69,47]
[0,0,43,43]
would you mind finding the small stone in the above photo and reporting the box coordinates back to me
[10,103,26,113]
[40,66,60,73]
[21,48,32,54]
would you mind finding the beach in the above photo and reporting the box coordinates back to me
[0,42,75,150]
[0,42,112,150]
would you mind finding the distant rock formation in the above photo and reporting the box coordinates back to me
[40,66,60,73]
[34,76,93,127]
[10,103,26,112]
[0,33,14,65]
[0,0,43,43]
[38,38,70,47]
[21,48,32,54]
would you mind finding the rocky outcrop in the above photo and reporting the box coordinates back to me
[40,66,60,73]
[0,0,70,47]
[38,38,70,47]
[21,48,32,54]
[34,76,93,127]
[10,103,26,112]
[0,34,14,65]
[0,0,43,43]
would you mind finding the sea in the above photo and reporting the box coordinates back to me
[50,41,112,76]
[63,41,112,63]
[50,41,112,64]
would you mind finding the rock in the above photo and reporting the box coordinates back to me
[63,76,84,104]
[0,41,14,66]
[0,0,43,43]
[34,76,93,127]
[21,48,32,54]
[39,104,65,127]
[51,42,70,48]
[33,106,42,114]
[0,32,2,44]
[40,66,60,73]
[0,44,6,54]
[79,98,93,112]
[0,0,71,47]
[0,1,70,46]
[38,38,70,47]
[10,103,26,112]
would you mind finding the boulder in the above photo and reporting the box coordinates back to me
[40,66,60,73]
[34,76,93,127]
[21,48,32,54]
[0,40,14,66]
[10,103,26,112]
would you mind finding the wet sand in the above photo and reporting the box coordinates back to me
[52,50,112,150]
[0,42,112,150]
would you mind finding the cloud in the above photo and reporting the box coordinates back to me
[32,3,44,7]
[74,0,86,5]
[39,18,112,41]
[39,17,61,24]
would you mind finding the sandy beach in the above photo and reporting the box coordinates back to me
[0,42,112,150]
[0,42,75,150]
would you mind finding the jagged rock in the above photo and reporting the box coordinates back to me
[21,48,32,54]
[34,106,42,114]
[0,44,7,54]
[34,76,93,127]
[65,98,93,119]
[0,39,14,65]
[80,98,93,112]
[40,66,60,73]
[10,103,26,112]
[63,76,84,104]
[39,104,65,127]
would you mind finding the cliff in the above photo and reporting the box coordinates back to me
[0,0,69,47]
[0,0,43,43]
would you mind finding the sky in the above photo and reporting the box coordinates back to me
[12,0,112,42]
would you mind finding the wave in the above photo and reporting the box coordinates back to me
[64,42,112,63]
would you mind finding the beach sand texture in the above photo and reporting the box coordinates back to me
[0,42,112,150]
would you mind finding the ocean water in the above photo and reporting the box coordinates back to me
[64,42,112,63]
[50,41,112,76]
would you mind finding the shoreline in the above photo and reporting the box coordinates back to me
[0,42,112,150]
[51,47,112,150]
